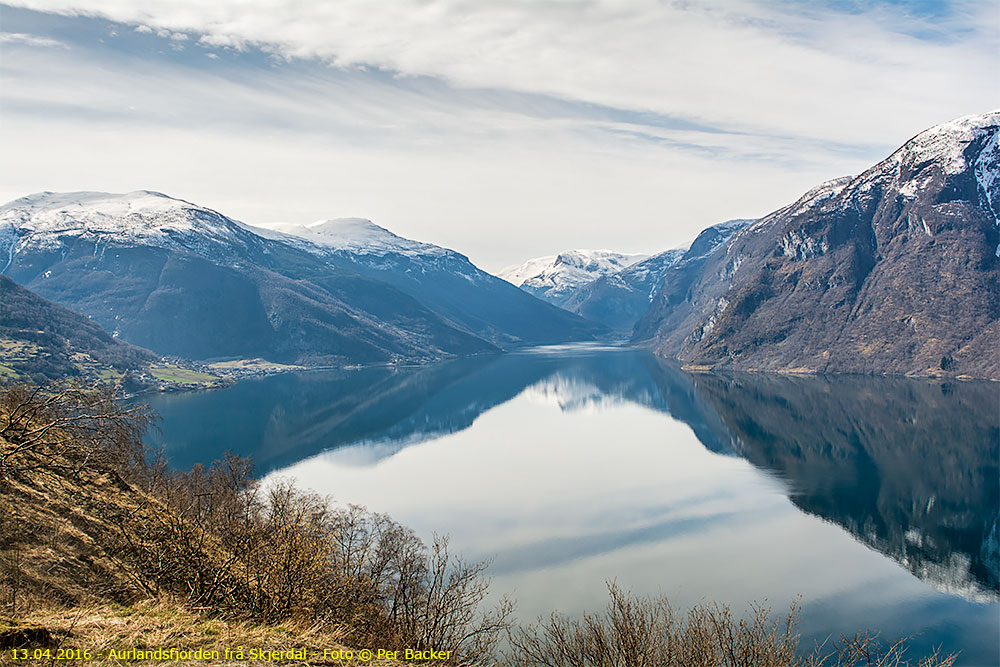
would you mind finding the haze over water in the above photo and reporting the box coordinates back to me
[145,345,1000,665]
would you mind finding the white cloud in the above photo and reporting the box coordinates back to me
[5,0,997,148]
[0,31,68,48]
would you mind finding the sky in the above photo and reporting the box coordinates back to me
[1,1,997,271]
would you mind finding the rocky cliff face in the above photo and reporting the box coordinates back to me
[634,112,1000,379]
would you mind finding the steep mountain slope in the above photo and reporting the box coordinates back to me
[257,219,608,347]
[564,220,753,334]
[0,192,494,364]
[498,250,648,307]
[0,274,157,382]
[634,112,1000,379]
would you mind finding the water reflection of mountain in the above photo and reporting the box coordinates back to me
[684,372,1000,601]
[147,345,710,471]
[148,347,999,599]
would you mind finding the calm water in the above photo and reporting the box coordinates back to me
[143,345,1000,665]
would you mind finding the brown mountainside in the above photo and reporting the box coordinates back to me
[634,112,1000,379]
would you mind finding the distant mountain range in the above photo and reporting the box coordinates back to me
[255,218,607,348]
[0,192,602,366]
[1,111,996,379]
[499,250,648,307]
[501,223,752,334]
[562,221,753,333]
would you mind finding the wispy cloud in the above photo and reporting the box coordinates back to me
[0,31,68,48]
[6,0,996,145]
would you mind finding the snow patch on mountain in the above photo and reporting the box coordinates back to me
[499,250,648,303]
[499,255,561,288]
[972,126,1000,256]
[0,191,239,246]
[851,111,999,213]
[901,111,1000,177]
[0,190,253,267]
[748,178,852,233]
[262,218,450,258]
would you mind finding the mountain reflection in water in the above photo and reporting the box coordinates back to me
[149,346,740,471]
[145,345,999,663]
[688,372,999,602]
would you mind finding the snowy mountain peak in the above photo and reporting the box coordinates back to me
[498,249,648,305]
[0,190,233,234]
[0,190,254,267]
[3,190,206,220]
[553,249,648,273]
[897,110,999,177]
[262,217,448,257]
[845,111,1000,215]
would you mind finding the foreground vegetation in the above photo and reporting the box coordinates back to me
[0,382,959,666]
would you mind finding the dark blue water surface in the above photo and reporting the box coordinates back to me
[141,345,1000,665]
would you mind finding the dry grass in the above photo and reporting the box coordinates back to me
[2,600,424,665]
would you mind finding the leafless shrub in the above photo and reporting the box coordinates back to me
[0,381,154,487]
[1,383,510,663]
[508,584,957,667]
[127,455,513,662]
[808,631,958,667]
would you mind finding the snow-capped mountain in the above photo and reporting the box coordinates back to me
[499,250,648,306]
[0,190,260,270]
[635,111,1000,379]
[0,191,605,362]
[564,220,753,334]
[261,218,450,258]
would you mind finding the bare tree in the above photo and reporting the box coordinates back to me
[0,381,154,487]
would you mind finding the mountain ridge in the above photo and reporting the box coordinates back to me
[0,190,606,365]
[250,219,608,348]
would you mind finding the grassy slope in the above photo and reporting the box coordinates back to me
[0,435,409,666]
[6,603,408,666]
[0,275,157,384]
